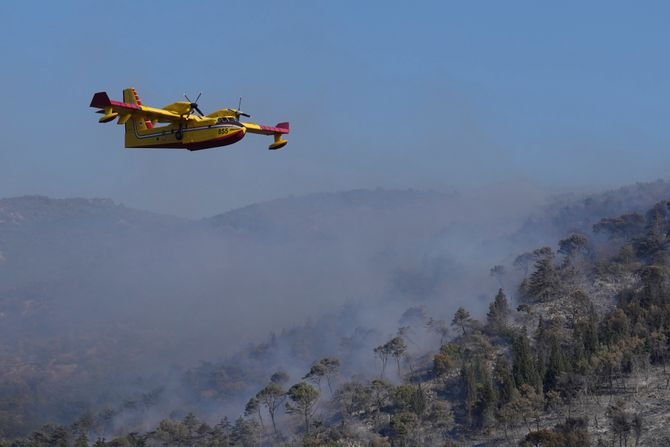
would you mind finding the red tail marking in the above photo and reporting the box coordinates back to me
[90,92,112,108]
[89,91,141,111]
[258,122,290,134]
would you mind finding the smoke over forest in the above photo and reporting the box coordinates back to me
[2,179,670,442]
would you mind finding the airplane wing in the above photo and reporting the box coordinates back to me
[242,121,290,150]
[90,92,197,124]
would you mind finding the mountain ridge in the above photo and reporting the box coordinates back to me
[2,181,670,439]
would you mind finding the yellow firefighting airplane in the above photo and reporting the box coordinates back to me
[90,87,289,151]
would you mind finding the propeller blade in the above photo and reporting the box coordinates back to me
[239,112,251,118]
[183,92,206,117]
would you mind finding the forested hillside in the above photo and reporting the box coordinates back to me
[4,182,670,445]
[0,189,513,439]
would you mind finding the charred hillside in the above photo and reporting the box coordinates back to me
[3,182,670,445]
[21,195,669,446]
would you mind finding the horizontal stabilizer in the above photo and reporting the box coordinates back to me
[242,121,290,135]
[99,111,118,123]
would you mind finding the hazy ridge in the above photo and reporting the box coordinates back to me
[3,180,670,441]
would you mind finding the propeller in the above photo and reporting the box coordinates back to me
[234,97,251,118]
[184,92,205,117]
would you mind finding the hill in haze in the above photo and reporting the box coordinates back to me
[3,180,670,438]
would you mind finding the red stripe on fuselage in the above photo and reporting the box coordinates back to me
[130,129,246,151]
[186,130,246,150]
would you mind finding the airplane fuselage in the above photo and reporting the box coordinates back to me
[125,117,247,151]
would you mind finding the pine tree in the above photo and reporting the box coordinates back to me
[486,288,510,333]
[256,382,285,435]
[387,337,407,377]
[461,362,478,428]
[474,359,497,428]
[285,383,320,434]
[374,343,392,378]
[544,338,568,392]
[512,331,539,390]
[452,307,472,336]
[527,247,560,302]
[582,304,600,358]
[493,357,516,407]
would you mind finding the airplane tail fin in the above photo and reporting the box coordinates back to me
[122,87,153,134]
[90,92,118,123]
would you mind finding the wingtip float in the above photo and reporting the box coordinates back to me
[90,87,289,151]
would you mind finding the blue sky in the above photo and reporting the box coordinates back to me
[1,1,669,216]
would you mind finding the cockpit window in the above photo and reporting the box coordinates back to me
[217,116,239,124]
